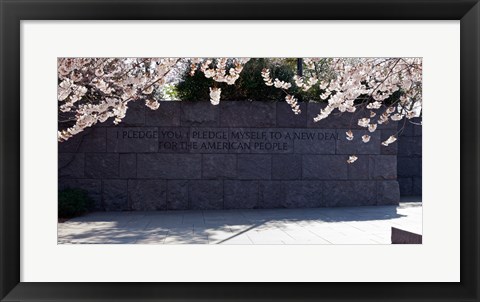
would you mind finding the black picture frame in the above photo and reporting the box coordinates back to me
[1,0,479,301]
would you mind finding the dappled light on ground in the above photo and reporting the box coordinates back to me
[58,202,421,245]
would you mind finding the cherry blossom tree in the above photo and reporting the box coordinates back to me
[261,58,422,162]
[58,57,422,163]
[57,57,249,141]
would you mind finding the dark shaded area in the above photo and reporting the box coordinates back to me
[397,118,422,196]
[58,188,94,218]
[391,227,422,244]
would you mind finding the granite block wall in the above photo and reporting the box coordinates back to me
[58,100,401,211]
[397,118,422,196]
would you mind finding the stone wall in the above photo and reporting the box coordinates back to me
[58,101,400,211]
[397,119,422,196]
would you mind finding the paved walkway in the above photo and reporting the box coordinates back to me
[58,200,422,244]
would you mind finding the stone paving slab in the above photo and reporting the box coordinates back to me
[58,202,422,245]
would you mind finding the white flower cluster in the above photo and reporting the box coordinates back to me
[313,58,422,126]
[362,135,371,143]
[261,68,300,114]
[347,155,358,164]
[308,58,422,162]
[285,95,301,115]
[357,118,370,128]
[57,79,88,112]
[346,130,354,141]
[304,58,316,70]
[58,97,125,141]
[199,58,248,85]
[274,79,291,89]
[261,68,273,86]
[382,135,397,146]
[145,99,160,110]
[57,57,180,141]
[293,75,318,92]
[190,58,250,105]
[261,69,292,90]
[209,87,222,105]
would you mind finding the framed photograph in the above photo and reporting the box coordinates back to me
[1,0,478,301]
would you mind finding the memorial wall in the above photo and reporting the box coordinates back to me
[59,101,400,211]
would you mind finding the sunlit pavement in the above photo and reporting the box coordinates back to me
[58,200,422,245]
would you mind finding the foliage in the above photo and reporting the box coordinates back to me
[176,58,297,101]
[176,58,330,102]
[58,188,94,218]
[159,83,180,100]
[175,69,212,101]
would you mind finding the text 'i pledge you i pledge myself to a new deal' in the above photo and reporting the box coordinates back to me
[116,129,340,152]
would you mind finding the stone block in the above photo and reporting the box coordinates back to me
[397,157,422,178]
[399,117,422,136]
[336,130,381,154]
[181,101,219,126]
[58,179,102,210]
[323,181,377,207]
[258,181,286,209]
[369,155,397,180]
[414,124,422,137]
[347,155,369,180]
[413,177,422,196]
[188,180,223,210]
[157,127,190,153]
[249,129,294,154]
[272,155,302,180]
[398,177,413,196]
[58,127,106,153]
[220,101,276,127]
[276,102,307,128]
[102,179,128,211]
[188,128,256,154]
[237,154,271,180]
[167,180,189,210]
[59,153,84,178]
[377,180,400,205]
[118,100,145,126]
[85,153,119,178]
[284,181,324,208]
[399,121,415,136]
[302,155,348,180]
[128,180,167,210]
[202,154,236,179]
[137,154,202,179]
[391,227,422,244]
[106,127,159,152]
[398,136,422,157]
[224,180,259,209]
[119,154,136,178]
[145,101,181,126]
[293,129,337,154]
